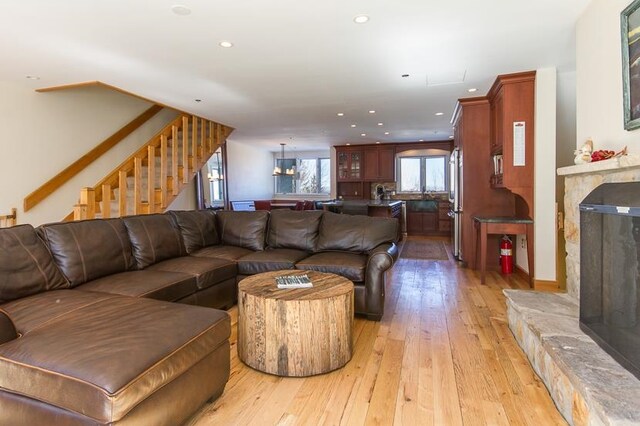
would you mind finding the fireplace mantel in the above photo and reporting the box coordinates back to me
[558,154,640,177]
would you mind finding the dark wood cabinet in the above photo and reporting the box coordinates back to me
[336,148,362,181]
[405,200,450,236]
[363,146,395,181]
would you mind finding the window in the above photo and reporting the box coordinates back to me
[275,158,330,195]
[398,155,447,193]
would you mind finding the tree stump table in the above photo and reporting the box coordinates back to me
[237,270,354,377]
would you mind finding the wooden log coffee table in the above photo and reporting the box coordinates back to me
[237,270,354,377]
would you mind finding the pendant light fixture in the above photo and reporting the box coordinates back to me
[273,143,296,176]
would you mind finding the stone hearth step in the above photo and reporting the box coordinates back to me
[504,290,640,426]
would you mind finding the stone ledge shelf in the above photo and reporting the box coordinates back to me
[557,154,640,176]
[505,290,640,425]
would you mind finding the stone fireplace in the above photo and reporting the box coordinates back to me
[503,156,640,425]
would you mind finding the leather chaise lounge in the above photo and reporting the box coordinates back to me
[0,209,398,424]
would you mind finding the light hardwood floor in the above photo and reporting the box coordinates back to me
[187,237,565,425]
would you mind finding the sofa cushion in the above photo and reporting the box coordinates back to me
[169,210,219,254]
[267,210,323,252]
[216,211,269,251]
[317,212,398,253]
[37,218,135,287]
[0,290,119,335]
[237,248,309,275]
[295,252,366,282]
[147,256,237,290]
[0,295,230,423]
[0,225,69,304]
[123,214,186,269]
[77,270,197,302]
[191,245,254,262]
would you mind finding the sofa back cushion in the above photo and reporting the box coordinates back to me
[0,225,69,303]
[123,214,186,269]
[169,210,219,254]
[38,219,135,287]
[317,212,399,253]
[267,210,323,252]
[216,211,269,251]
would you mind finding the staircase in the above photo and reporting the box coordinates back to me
[69,114,232,220]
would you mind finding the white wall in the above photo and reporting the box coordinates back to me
[226,139,273,201]
[0,81,178,225]
[531,68,558,281]
[577,0,637,151]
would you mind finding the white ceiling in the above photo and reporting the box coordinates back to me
[0,0,590,152]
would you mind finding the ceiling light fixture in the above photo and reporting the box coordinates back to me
[219,41,234,48]
[350,124,356,128]
[449,135,454,139]
[435,112,444,116]
[272,143,295,176]
[361,133,366,137]
[376,141,381,144]
[25,75,40,80]
[368,110,376,114]
[346,143,351,146]
[377,122,383,126]
[353,15,369,24]
[171,5,191,15]
[384,132,390,135]
[419,139,424,142]
[468,88,478,93]
[337,112,344,116]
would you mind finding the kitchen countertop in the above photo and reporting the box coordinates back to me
[322,200,403,207]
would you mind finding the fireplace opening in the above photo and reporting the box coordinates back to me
[580,182,640,379]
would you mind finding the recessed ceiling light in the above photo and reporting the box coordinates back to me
[353,15,369,24]
[468,88,478,93]
[346,143,351,146]
[449,135,454,139]
[384,132,390,135]
[435,112,444,116]
[337,112,344,117]
[361,133,366,137]
[368,110,376,114]
[219,41,234,48]
[25,75,40,80]
[377,122,383,126]
[401,74,410,78]
[376,141,381,144]
[171,5,191,15]
[350,124,356,128]
[195,99,202,102]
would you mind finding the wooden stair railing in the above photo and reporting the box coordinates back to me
[70,114,232,221]
[0,208,17,228]
[24,104,163,212]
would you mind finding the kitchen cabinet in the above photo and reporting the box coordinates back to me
[405,199,450,236]
[451,96,515,269]
[336,148,362,181]
[363,146,395,181]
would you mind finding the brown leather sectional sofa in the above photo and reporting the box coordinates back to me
[0,209,398,425]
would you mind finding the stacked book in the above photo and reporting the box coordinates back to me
[275,274,313,289]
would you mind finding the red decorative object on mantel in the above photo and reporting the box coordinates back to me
[591,146,628,162]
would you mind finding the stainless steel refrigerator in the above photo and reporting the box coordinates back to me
[449,148,462,260]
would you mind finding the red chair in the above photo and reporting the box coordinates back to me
[303,200,315,210]
[294,201,305,210]
[254,200,272,211]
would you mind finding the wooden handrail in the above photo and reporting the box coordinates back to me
[0,208,17,228]
[24,104,163,212]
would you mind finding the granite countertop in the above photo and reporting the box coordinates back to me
[473,216,533,224]
[323,200,403,207]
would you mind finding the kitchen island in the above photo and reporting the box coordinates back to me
[321,200,405,239]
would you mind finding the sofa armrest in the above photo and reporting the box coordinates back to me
[0,311,18,345]
[364,243,399,320]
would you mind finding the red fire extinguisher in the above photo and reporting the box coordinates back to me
[500,235,513,275]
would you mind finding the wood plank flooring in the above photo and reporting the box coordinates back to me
[187,237,565,425]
